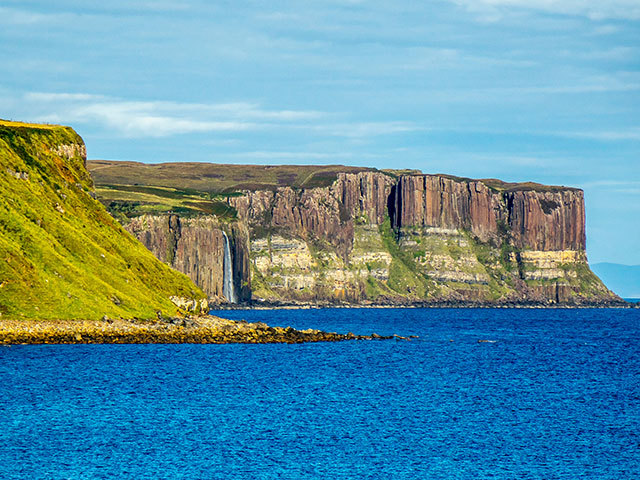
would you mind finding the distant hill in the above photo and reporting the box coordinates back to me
[591,263,640,299]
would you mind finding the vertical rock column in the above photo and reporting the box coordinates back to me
[391,175,500,242]
[173,217,226,300]
[505,189,586,251]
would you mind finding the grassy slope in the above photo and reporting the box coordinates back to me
[0,121,205,320]
[95,184,238,221]
[88,160,580,223]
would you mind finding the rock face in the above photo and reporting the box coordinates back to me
[391,175,500,243]
[106,166,619,305]
[391,174,586,251]
[230,172,394,258]
[126,215,250,303]
[505,189,585,251]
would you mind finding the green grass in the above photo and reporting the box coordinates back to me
[0,121,206,320]
[379,218,432,298]
[88,160,377,193]
[96,184,238,220]
[437,173,582,193]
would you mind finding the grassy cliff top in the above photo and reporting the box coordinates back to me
[436,174,582,193]
[0,122,206,320]
[89,159,580,196]
[88,160,376,193]
[0,119,64,129]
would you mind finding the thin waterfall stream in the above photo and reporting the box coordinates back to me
[222,231,236,303]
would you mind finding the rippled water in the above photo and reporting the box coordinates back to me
[1,308,638,479]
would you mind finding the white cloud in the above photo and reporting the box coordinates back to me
[581,180,640,188]
[591,24,621,35]
[450,0,640,20]
[19,91,417,139]
[26,92,106,102]
[227,151,335,160]
[28,96,260,137]
[614,188,640,195]
[220,150,384,165]
[566,46,637,62]
[315,121,424,138]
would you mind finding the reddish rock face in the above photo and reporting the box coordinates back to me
[505,190,585,251]
[230,172,395,257]
[391,175,500,243]
[391,174,586,251]
[332,171,392,225]
[123,169,597,305]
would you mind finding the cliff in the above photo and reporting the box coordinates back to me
[88,161,620,306]
[0,120,207,320]
[126,215,250,303]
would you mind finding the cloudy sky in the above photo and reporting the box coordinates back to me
[2,0,639,264]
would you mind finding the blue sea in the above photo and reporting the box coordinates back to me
[1,308,639,479]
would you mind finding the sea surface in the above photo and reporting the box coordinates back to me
[1,308,639,479]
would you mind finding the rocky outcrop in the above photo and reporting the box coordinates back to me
[0,316,399,344]
[505,189,585,251]
[391,175,500,243]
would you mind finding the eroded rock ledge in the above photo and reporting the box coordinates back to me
[0,316,401,345]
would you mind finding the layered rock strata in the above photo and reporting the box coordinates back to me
[230,172,394,258]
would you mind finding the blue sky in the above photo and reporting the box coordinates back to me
[1,0,639,264]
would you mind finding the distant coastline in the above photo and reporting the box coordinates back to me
[212,298,636,310]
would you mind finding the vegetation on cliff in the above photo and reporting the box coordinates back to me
[0,120,207,320]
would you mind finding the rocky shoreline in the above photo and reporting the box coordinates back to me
[214,298,635,310]
[0,315,404,345]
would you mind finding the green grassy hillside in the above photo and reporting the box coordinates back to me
[0,120,206,320]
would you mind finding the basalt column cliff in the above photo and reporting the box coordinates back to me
[88,161,619,305]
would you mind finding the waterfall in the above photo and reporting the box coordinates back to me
[222,231,236,303]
